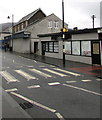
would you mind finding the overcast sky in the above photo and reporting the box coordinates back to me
[0,0,101,29]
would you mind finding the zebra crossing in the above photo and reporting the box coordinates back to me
[0,67,81,83]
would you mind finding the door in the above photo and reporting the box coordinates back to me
[34,42,38,53]
[42,42,46,55]
[91,41,101,65]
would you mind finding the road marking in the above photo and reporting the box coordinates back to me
[63,84,102,96]
[27,85,40,89]
[81,80,92,82]
[2,67,10,69]
[5,88,18,92]
[53,68,81,76]
[29,69,52,78]
[13,60,15,63]
[15,70,37,81]
[39,66,45,68]
[0,71,19,83]
[55,112,65,120]
[43,68,67,77]
[48,82,60,86]
[10,92,56,113]
[50,65,56,68]
[27,66,34,68]
[96,79,102,81]
[66,81,76,83]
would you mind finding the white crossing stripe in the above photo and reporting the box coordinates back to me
[43,68,67,77]
[5,88,18,92]
[29,69,52,78]
[0,71,19,83]
[48,82,60,86]
[15,70,37,81]
[27,85,40,89]
[66,81,76,83]
[53,68,81,76]
[96,79,102,81]
[81,80,92,82]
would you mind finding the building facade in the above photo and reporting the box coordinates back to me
[6,8,68,53]
[38,28,102,65]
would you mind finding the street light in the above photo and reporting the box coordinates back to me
[7,14,14,51]
[91,15,96,28]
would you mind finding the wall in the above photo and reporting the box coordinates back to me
[72,33,98,40]
[27,14,68,53]
[13,38,30,53]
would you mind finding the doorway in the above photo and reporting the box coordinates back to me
[91,41,101,65]
[34,42,38,53]
[42,42,46,55]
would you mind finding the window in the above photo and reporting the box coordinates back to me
[64,41,71,54]
[54,42,59,52]
[81,41,91,56]
[54,21,59,29]
[49,42,53,52]
[48,21,52,28]
[45,41,59,53]
[72,41,80,55]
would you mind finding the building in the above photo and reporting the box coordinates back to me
[0,32,11,49]
[38,27,102,65]
[5,8,68,53]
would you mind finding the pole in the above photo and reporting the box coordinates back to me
[11,14,14,51]
[62,0,65,66]
[91,15,96,29]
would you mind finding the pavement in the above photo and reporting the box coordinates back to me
[1,51,102,119]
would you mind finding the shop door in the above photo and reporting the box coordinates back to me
[91,41,101,65]
[34,42,38,53]
[42,42,46,55]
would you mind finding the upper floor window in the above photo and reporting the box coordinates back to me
[54,21,59,29]
[48,21,52,28]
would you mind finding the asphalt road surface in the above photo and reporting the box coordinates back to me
[1,51,101,119]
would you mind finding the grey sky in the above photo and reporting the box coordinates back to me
[0,0,101,29]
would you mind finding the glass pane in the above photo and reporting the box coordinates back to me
[54,42,59,52]
[81,41,91,56]
[72,41,80,55]
[64,42,71,54]
[49,42,53,52]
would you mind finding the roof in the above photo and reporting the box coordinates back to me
[18,8,46,24]
[38,27,102,37]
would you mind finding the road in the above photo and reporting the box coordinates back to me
[1,51,101,119]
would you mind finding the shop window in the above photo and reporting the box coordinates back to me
[64,41,71,54]
[49,42,53,52]
[81,41,91,56]
[72,41,80,55]
[54,42,59,52]
[46,42,49,52]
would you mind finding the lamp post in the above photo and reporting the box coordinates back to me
[7,14,14,51]
[91,15,96,29]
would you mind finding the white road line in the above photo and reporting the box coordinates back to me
[27,85,40,89]
[66,81,76,83]
[63,84,102,96]
[81,80,92,82]
[53,68,81,76]
[55,112,65,120]
[27,66,34,68]
[48,82,60,86]
[15,70,37,81]
[10,92,56,113]
[96,79,102,81]
[5,88,18,92]
[2,67,10,69]
[29,69,52,78]
[43,68,67,77]
[0,71,19,83]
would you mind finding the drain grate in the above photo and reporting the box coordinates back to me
[19,102,33,109]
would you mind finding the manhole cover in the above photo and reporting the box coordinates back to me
[19,102,33,109]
